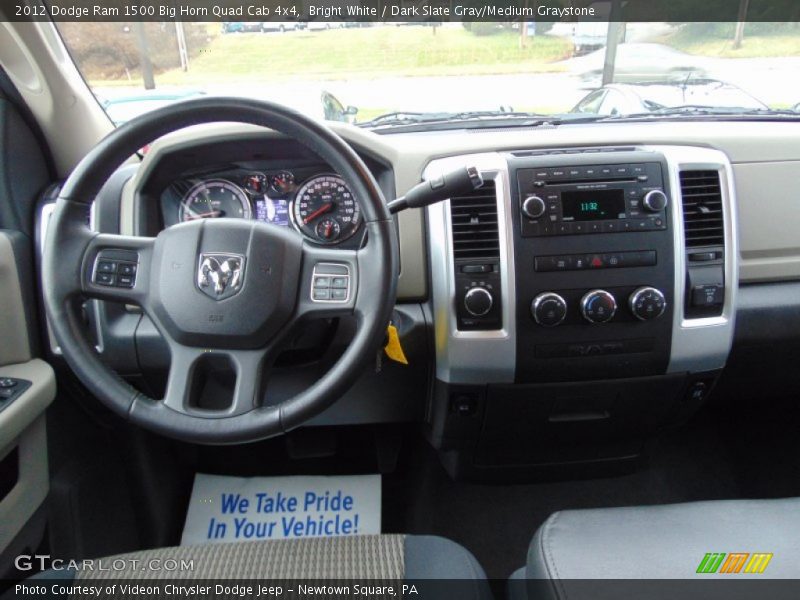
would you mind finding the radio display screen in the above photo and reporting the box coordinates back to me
[561,189,625,221]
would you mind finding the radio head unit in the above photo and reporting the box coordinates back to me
[518,162,668,237]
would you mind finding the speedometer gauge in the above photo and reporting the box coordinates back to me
[180,179,251,222]
[292,174,361,244]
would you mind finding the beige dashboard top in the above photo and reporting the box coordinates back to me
[128,120,800,298]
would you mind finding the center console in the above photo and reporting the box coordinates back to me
[510,150,674,383]
[425,146,737,479]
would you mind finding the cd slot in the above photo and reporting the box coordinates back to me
[545,176,638,185]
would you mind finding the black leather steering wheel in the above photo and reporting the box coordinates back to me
[42,97,398,444]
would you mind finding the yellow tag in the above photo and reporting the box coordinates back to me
[384,325,408,365]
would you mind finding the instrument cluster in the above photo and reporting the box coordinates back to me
[166,168,362,245]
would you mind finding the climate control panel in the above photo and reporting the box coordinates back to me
[530,287,667,326]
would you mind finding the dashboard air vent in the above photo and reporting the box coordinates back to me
[449,180,499,260]
[679,170,724,247]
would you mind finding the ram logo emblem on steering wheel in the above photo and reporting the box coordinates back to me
[197,253,245,300]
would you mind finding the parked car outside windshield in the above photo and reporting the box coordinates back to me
[571,81,769,117]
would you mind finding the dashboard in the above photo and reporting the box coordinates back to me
[42,118,800,478]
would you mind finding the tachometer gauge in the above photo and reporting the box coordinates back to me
[243,172,269,195]
[180,179,251,222]
[270,170,296,195]
[292,174,361,244]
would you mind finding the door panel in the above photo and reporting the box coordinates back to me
[0,93,55,568]
[0,233,33,365]
[0,233,55,559]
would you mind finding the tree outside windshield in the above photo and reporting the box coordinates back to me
[56,20,800,125]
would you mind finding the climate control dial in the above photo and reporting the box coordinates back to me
[580,290,617,324]
[629,286,667,321]
[531,292,567,327]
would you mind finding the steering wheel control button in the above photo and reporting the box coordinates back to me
[114,262,138,287]
[629,287,667,321]
[95,272,116,286]
[581,290,617,324]
[93,253,139,288]
[314,276,331,288]
[311,263,350,303]
[0,378,17,388]
[96,260,117,273]
[532,292,567,327]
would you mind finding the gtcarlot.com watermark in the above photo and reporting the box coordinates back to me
[15,554,195,572]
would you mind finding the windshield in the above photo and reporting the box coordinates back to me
[56,20,800,128]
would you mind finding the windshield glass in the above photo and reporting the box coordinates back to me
[56,20,800,128]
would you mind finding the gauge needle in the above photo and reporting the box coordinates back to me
[303,203,333,225]
[186,210,222,220]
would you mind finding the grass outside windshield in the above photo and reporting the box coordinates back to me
[56,21,800,123]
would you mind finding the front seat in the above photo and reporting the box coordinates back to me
[30,535,489,595]
[512,498,800,599]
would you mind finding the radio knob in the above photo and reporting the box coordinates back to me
[522,195,546,219]
[629,286,667,321]
[464,287,493,317]
[642,190,668,212]
[580,290,617,324]
[531,292,567,327]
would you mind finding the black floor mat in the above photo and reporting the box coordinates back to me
[401,408,800,580]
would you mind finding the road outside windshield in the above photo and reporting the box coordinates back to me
[56,20,800,126]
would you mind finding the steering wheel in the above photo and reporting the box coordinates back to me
[42,97,398,444]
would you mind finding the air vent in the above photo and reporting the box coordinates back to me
[449,180,499,260]
[679,170,724,248]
